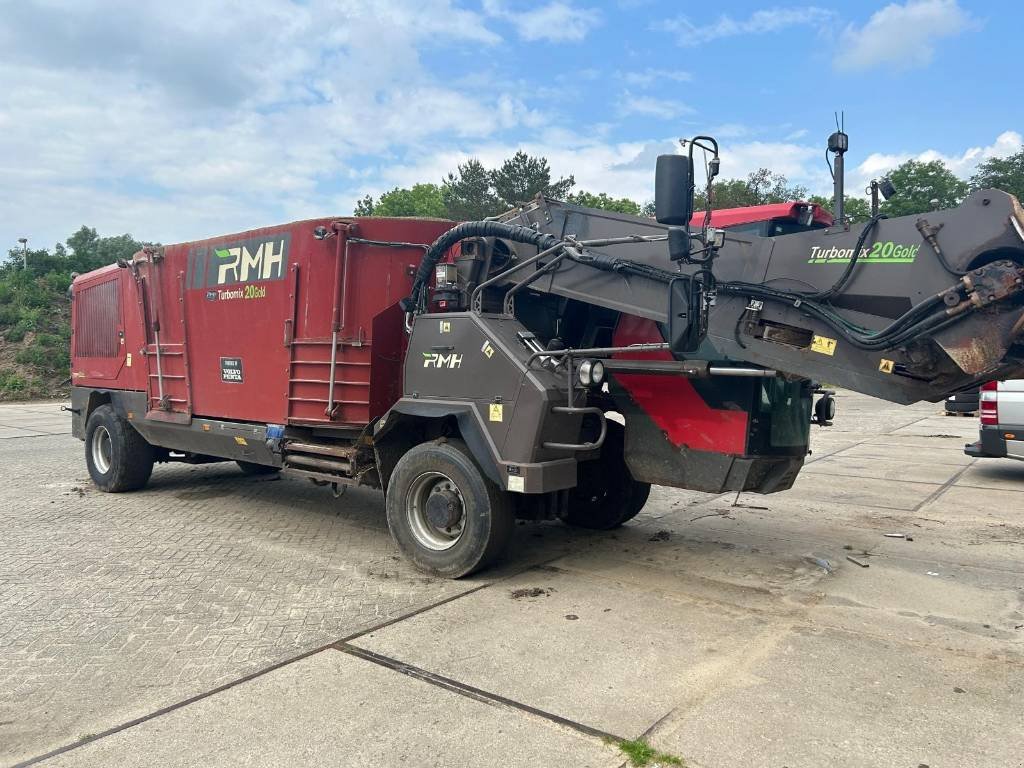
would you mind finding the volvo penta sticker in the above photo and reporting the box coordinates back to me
[220,357,243,383]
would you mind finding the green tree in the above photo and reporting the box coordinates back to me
[3,227,147,277]
[64,227,148,273]
[971,149,1024,200]
[0,226,151,399]
[490,151,575,208]
[566,191,642,215]
[360,183,447,218]
[698,168,807,210]
[442,158,501,220]
[808,194,872,223]
[353,194,375,216]
[880,159,967,218]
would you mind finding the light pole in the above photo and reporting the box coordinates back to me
[17,237,27,269]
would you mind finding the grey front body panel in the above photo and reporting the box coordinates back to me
[397,313,581,493]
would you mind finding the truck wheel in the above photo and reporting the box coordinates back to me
[386,439,514,578]
[237,461,280,476]
[564,421,650,530]
[85,404,155,492]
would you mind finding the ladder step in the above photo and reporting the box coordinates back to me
[286,441,357,459]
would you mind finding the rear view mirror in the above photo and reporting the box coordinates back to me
[655,154,694,226]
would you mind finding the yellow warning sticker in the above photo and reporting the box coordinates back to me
[234,436,248,446]
[481,340,495,358]
[489,403,503,422]
[439,320,451,333]
[126,352,132,367]
[810,335,837,356]
[879,358,895,373]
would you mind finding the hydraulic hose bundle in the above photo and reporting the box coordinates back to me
[405,221,561,314]
[406,215,979,354]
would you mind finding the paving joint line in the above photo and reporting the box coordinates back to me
[796,470,949,487]
[911,459,977,512]
[805,412,938,465]
[333,642,625,743]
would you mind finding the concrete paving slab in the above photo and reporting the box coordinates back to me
[917,484,1024,525]
[5,390,1023,768]
[43,649,619,768]
[800,453,962,484]
[889,417,982,436]
[649,627,1024,768]
[352,564,810,738]
[955,460,1024,490]
[785,471,942,510]
[837,441,974,466]
[0,422,72,435]
[0,426,46,439]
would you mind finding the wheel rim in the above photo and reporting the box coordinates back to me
[91,425,113,474]
[406,471,467,551]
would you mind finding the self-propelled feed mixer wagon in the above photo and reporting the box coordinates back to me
[70,132,1024,577]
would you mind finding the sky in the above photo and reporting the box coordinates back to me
[0,0,1020,251]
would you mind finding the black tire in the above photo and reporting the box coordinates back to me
[237,461,280,476]
[84,404,155,492]
[386,439,514,578]
[564,421,650,530]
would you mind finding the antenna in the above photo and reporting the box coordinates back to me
[828,113,849,223]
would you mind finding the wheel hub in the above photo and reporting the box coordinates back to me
[406,472,467,551]
[425,488,463,529]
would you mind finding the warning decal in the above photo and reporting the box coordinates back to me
[810,335,837,356]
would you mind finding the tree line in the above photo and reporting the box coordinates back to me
[0,227,149,399]
[354,148,1024,224]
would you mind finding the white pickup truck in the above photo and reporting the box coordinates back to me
[965,380,1024,462]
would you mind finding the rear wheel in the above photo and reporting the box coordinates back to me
[564,421,650,530]
[85,404,155,492]
[386,439,514,578]
[237,461,280,476]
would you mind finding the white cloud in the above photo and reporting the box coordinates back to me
[833,0,975,72]
[483,0,601,42]
[0,0,521,247]
[852,131,1024,193]
[661,7,834,45]
[617,93,693,120]
[618,68,693,87]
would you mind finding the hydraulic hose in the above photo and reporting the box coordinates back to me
[406,221,561,313]
[803,214,885,301]
[410,218,964,354]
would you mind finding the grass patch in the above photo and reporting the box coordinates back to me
[609,738,684,767]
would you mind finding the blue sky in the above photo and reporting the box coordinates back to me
[0,0,1019,251]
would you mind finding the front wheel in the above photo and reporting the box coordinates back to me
[564,421,650,530]
[85,404,155,492]
[386,439,514,578]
